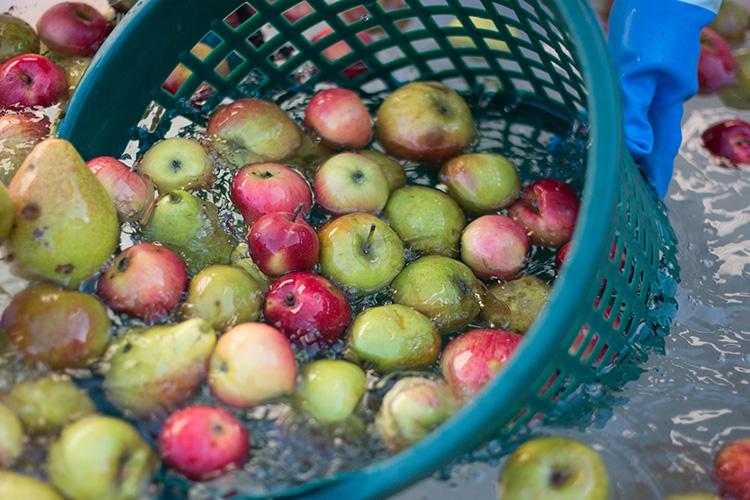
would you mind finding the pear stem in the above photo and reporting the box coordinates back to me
[362,224,376,256]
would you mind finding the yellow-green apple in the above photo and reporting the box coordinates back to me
[0,54,67,108]
[384,185,465,256]
[304,88,373,149]
[460,215,529,279]
[376,81,475,164]
[295,359,366,424]
[0,402,23,467]
[0,112,50,184]
[231,162,312,226]
[37,2,112,57]
[358,150,405,191]
[509,179,580,248]
[314,152,390,214]
[439,152,520,214]
[208,323,297,408]
[264,272,351,347]
[481,275,550,334]
[498,436,610,500]
[97,243,188,322]
[392,255,482,334]
[138,137,214,193]
[441,328,522,398]
[158,406,249,481]
[207,98,302,168]
[87,156,155,223]
[0,472,61,500]
[247,207,319,277]
[319,213,405,294]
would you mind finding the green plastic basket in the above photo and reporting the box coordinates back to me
[57,0,679,497]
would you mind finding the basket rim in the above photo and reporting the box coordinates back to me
[58,0,624,498]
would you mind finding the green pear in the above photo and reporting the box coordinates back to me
[0,402,24,467]
[384,186,465,256]
[180,264,265,331]
[3,375,95,434]
[0,183,12,242]
[230,243,271,291]
[295,359,367,424]
[7,139,118,288]
[0,14,39,63]
[144,190,233,274]
[481,275,550,334]
[392,256,483,334]
[102,318,216,416]
[0,472,62,500]
[498,437,609,500]
[48,415,157,500]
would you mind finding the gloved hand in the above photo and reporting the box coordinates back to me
[608,0,720,197]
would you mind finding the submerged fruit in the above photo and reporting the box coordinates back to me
[0,402,23,467]
[702,119,750,165]
[295,360,367,424]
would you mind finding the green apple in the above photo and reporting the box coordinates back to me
[0,472,62,500]
[0,402,23,467]
[180,264,265,332]
[3,375,95,434]
[139,137,214,193]
[498,436,609,500]
[376,81,476,165]
[375,377,457,451]
[481,275,550,334]
[48,415,157,500]
[313,152,390,214]
[439,153,520,214]
[358,150,406,191]
[392,255,483,334]
[295,359,367,424]
[319,213,405,294]
[384,186,465,256]
[348,304,440,371]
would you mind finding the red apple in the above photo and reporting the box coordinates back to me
[702,119,750,165]
[0,54,67,108]
[304,88,373,149]
[556,241,571,272]
[714,439,750,500]
[0,112,51,183]
[263,272,351,347]
[231,163,312,226]
[508,179,580,248]
[36,2,112,57]
[159,406,249,481]
[441,329,523,399]
[87,156,155,223]
[699,28,736,93]
[97,243,188,322]
[460,215,529,280]
[247,207,319,277]
[311,27,372,79]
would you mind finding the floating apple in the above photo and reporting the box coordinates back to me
[0,403,23,467]
[711,0,750,43]
[264,272,351,347]
[441,328,522,398]
[481,275,550,333]
[97,243,188,322]
[498,436,610,500]
[0,184,11,242]
[207,98,302,168]
[714,438,750,500]
[304,88,372,149]
[159,406,249,481]
[0,14,40,63]
[392,255,483,334]
[1,284,111,369]
[232,163,312,226]
[87,156,155,223]
[247,208,319,277]
[139,137,214,193]
[699,28,736,93]
[376,81,475,164]
[509,179,580,248]
[208,323,297,408]
[702,119,750,165]
[384,186,465,257]
[37,2,112,57]
[0,112,50,184]
[319,213,405,294]
[663,494,720,500]
[0,54,67,108]
[358,150,405,191]
[0,472,62,500]
[460,215,529,279]
[295,360,367,424]
[348,304,440,371]
[439,153,520,214]
[314,152,390,214]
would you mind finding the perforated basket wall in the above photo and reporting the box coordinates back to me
[57,0,679,498]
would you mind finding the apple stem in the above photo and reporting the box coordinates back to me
[292,203,305,222]
[362,224,376,256]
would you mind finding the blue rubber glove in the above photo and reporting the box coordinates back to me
[608,0,720,197]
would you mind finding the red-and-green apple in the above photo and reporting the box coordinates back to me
[232,162,312,226]
[0,54,67,108]
[460,215,529,279]
[313,152,390,214]
[439,152,520,214]
[247,208,319,277]
[714,438,750,500]
[304,88,373,149]
[509,179,580,248]
[87,156,155,223]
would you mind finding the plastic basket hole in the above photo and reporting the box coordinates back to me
[249,23,278,50]
[511,28,531,46]
[494,3,520,23]
[361,78,388,94]
[376,46,406,64]
[462,56,490,70]
[189,82,218,111]
[562,81,581,101]
[511,78,534,94]
[518,0,539,19]
[426,57,452,74]
[581,333,600,363]
[137,101,166,133]
[399,17,425,33]
[411,38,438,53]
[591,344,610,369]
[497,58,522,74]
[339,5,370,25]
[224,2,256,30]
[282,1,313,24]
[216,50,244,80]
[290,60,318,84]
[507,407,530,429]
[531,67,553,84]
[550,60,571,81]
[569,324,589,355]
[538,369,561,397]
[443,76,469,92]
[269,43,298,68]
[342,60,369,81]
[519,46,542,64]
